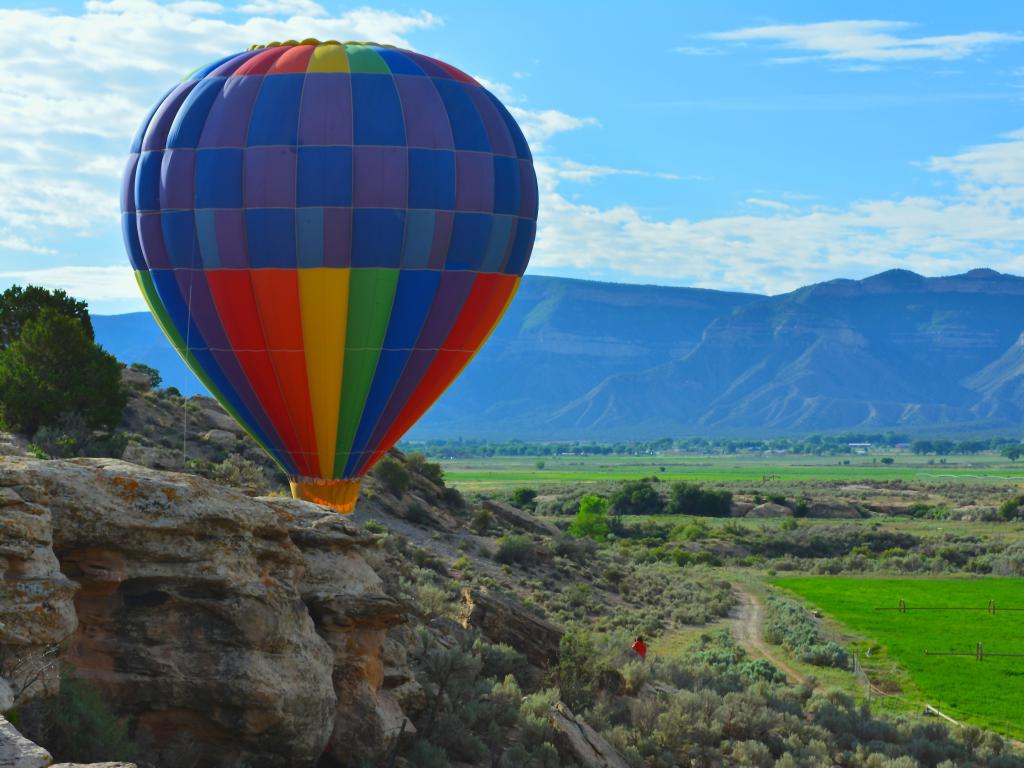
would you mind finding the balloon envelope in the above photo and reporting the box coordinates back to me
[121,41,537,511]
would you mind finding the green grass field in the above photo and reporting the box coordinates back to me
[775,577,1024,739]
[439,452,1024,492]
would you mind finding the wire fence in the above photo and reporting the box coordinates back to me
[923,642,1024,660]
[876,598,1024,614]
[851,648,1024,743]
[852,652,901,702]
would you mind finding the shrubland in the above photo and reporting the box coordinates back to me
[351,466,1024,765]
[762,596,849,669]
[8,288,1024,765]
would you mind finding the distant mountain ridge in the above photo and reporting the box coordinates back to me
[94,270,1024,439]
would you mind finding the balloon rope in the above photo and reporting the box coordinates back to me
[183,271,195,467]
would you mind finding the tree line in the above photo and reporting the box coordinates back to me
[406,433,1023,458]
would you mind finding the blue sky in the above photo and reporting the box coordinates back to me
[1,0,1022,313]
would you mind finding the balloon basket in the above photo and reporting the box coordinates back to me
[289,477,362,513]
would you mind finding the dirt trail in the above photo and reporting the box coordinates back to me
[730,585,806,684]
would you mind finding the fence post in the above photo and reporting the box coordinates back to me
[976,642,983,661]
[853,652,870,704]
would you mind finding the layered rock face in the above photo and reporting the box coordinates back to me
[0,481,78,703]
[459,587,562,668]
[548,702,630,768]
[0,457,408,768]
[0,714,54,767]
[478,499,559,537]
[268,498,407,761]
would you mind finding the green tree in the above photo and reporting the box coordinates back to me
[609,478,664,516]
[0,285,92,348]
[667,481,732,517]
[998,494,1024,520]
[1002,445,1022,462]
[494,534,538,565]
[0,309,126,434]
[407,451,445,486]
[372,456,410,496]
[509,487,537,510]
[128,362,161,388]
[568,494,609,541]
[556,629,600,712]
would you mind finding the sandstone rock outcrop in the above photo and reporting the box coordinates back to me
[548,702,629,768]
[0,456,410,768]
[747,502,792,518]
[0,482,78,703]
[479,499,560,536]
[806,501,864,518]
[0,715,52,768]
[116,368,283,491]
[730,501,755,517]
[268,498,410,760]
[381,627,425,717]
[0,434,28,459]
[459,586,562,667]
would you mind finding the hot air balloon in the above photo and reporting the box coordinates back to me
[121,40,537,512]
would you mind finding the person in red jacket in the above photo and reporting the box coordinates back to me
[631,635,647,660]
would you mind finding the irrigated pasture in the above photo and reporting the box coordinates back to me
[438,452,1024,492]
[775,577,1024,739]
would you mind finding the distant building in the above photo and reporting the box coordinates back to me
[848,442,872,454]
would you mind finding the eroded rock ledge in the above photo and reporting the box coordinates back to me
[0,457,408,767]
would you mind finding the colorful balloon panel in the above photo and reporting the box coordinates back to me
[122,41,537,510]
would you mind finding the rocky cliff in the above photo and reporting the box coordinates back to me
[0,456,408,767]
[551,269,1024,435]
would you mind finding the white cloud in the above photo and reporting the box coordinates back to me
[0,137,61,164]
[0,233,56,255]
[0,265,137,301]
[167,0,223,13]
[927,128,1024,187]
[77,155,126,177]
[472,76,519,104]
[236,0,326,17]
[473,79,600,152]
[836,63,884,73]
[704,20,1022,65]
[553,160,682,184]
[745,198,792,211]
[508,107,598,151]
[0,1,441,240]
[531,128,1024,295]
[674,45,724,56]
[4,2,1022,308]
[0,162,117,234]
